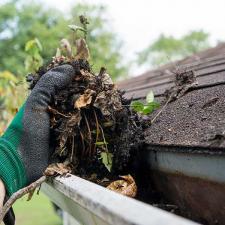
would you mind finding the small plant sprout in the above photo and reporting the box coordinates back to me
[60,38,72,59]
[55,48,61,58]
[100,152,113,172]
[131,91,160,115]
[79,15,89,40]
[68,25,86,33]
[68,15,89,40]
[66,15,90,60]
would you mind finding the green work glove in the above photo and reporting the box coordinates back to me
[0,64,75,196]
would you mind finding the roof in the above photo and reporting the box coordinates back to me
[118,43,225,148]
[118,43,225,100]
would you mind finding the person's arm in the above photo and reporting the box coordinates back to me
[0,179,5,208]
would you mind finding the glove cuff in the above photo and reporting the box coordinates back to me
[0,138,26,195]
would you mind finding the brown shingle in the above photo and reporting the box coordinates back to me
[118,44,225,148]
[118,43,225,100]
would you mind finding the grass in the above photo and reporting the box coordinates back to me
[13,192,62,225]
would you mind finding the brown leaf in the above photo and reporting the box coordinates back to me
[101,72,113,87]
[67,112,81,127]
[27,189,35,201]
[106,175,137,198]
[94,90,122,117]
[44,163,72,177]
[80,69,96,86]
[74,89,95,109]
[75,38,90,60]
[60,38,72,58]
[93,91,111,116]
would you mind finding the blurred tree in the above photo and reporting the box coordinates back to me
[0,70,27,134]
[137,30,210,66]
[0,0,127,80]
[0,0,128,132]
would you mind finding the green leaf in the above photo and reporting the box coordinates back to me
[0,71,18,83]
[68,24,86,32]
[142,101,160,115]
[100,152,113,172]
[146,91,154,103]
[34,38,43,51]
[149,101,160,109]
[95,141,108,146]
[25,40,35,52]
[131,101,144,112]
[25,38,42,52]
[142,106,154,115]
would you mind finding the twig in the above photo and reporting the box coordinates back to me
[99,124,108,152]
[98,67,106,77]
[79,130,85,157]
[93,110,100,155]
[99,124,111,165]
[151,96,172,124]
[70,135,75,162]
[0,176,46,223]
[48,106,71,118]
[83,113,92,156]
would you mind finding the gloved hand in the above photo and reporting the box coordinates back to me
[0,64,74,196]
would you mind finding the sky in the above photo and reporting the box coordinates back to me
[42,0,225,75]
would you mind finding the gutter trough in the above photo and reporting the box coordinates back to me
[41,175,198,225]
[41,144,225,225]
[139,145,225,224]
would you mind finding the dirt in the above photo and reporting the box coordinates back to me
[27,58,144,184]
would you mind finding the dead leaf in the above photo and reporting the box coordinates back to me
[107,175,137,198]
[27,189,35,201]
[94,91,111,116]
[75,38,90,60]
[80,69,94,78]
[94,90,122,117]
[110,90,123,111]
[44,163,72,177]
[67,112,81,127]
[60,38,72,58]
[74,89,95,109]
[101,72,113,88]
[80,69,96,86]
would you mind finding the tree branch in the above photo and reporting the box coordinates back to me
[0,176,46,223]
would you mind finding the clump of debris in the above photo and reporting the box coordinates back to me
[27,16,143,196]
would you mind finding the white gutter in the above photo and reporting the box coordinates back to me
[41,175,198,225]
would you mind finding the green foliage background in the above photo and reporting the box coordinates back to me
[0,0,127,78]
[137,30,211,66]
[14,193,61,225]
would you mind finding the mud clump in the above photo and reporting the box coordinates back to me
[27,58,143,183]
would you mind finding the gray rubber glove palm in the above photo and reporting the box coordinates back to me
[0,64,75,195]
